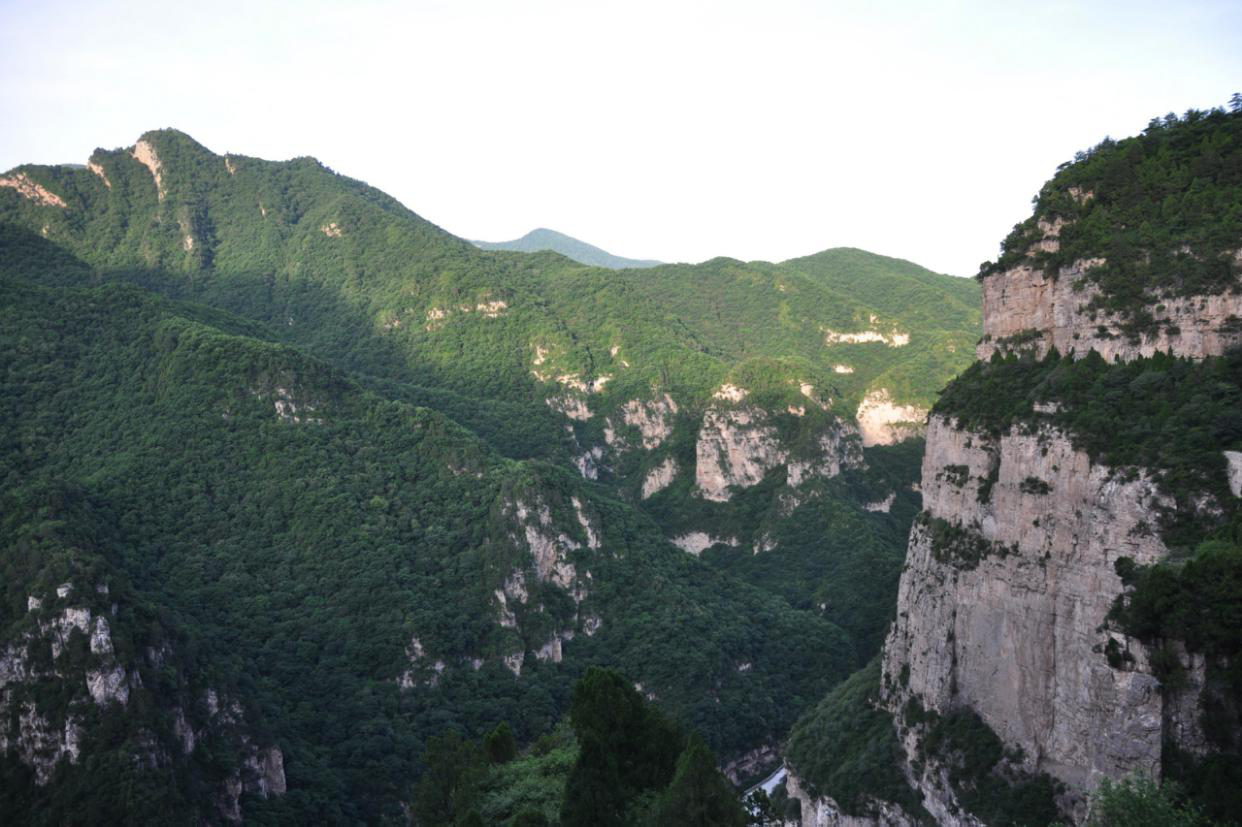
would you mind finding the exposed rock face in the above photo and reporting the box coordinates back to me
[546,394,592,421]
[855,389,928,447]
[641,457,678,499]
[880,416,1189,811]
[572,496,601,550]
[513,499,583,591]
[695,393,863,500]
[1,583,285,816]
[268,385,323,425]
[671,532,739,555]
[1226,450,1242,497]
[977,256,1242,362]
[864,493,896,513]
[0,172,68,208]
[622,394,679,449]
[787,429,864,487]
[696,405,787,501]
[721,742,778,785]
[824,326,910,347]
[87,160,112,188]
[131,139,165,200]
[786,769,917,827]
[574,445,603,480]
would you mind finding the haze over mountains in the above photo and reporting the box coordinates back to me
[0,128,979,822]
[473,228,663,270]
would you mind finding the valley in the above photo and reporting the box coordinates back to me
[0,129,978,822]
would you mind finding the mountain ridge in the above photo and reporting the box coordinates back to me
[0,126,983,822]
[473,226,663,269]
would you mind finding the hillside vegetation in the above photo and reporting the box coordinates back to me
[0,128,982,822]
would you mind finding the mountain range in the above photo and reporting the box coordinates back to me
[0,128,980,822]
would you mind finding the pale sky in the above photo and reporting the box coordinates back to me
[1,0,1238,276]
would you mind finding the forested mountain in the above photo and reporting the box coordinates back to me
[473,228,662,269]
[785,102,1242,825]
[0,128,980,822]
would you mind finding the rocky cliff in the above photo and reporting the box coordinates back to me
[977,250,1242,362]
[877,418,1180,814]
[1,576,285,822]
[787,104,1242,825]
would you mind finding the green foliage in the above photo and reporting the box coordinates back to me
[784,659,926,819]
[1019,476,1052,495]
[1160,743,1242,826]
[1107,539,1242,822]
[939,464,970,486]
[475,723,577,825]
[935,348,1242,549]
[561,667,686,826]
[0,278,858,821]
[0,127,982,819]
[486,722,520,764]
[920,708,1062,826]
[467,673,744,827]
[650,733,748,827]
[918,513,1015,571]
[980,103,1242,334]
[412,731,487,826]
[512,809,552,827]
[1083,775,1209,827]
[1109,541,1242,672]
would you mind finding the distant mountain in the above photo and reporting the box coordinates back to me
[0,127,980,820]
[474,227,662,269]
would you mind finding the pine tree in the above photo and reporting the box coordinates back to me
[651,734,748,827]
[484,722,518,764]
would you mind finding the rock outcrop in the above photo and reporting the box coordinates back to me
[790,126,1242,821]
[622,394,678,449]
[855,389,928,447]
[1,582,285,819]
[696,391,862,501]
[642,457,679,499]
[696,405,788,501]
[804,231,1241,824]
[882,418,1173,803]
[131,139,165,200]
[977,253,1242,362]
[0,172,68,208]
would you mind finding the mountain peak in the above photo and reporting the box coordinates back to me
[473,227,662,269]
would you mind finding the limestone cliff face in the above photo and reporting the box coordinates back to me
[1,581,285,821]
[882,417,1177,799]
[855,389,929,447]
[790,204,1240,821]
[695,405,790,501]
[695,397,863,503]
[977,251,1242,362]
[788,413,1216,822]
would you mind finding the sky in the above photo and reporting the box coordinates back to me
[1,0,1239,276]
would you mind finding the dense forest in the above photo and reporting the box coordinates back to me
[0,128,982,822]
[980,102,1242,334]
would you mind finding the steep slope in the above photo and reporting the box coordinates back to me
[0,276,859,821]
[473,227,662,269]
[0,130,979,672]
[786,103,1242,825]
[0,129,981,805]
